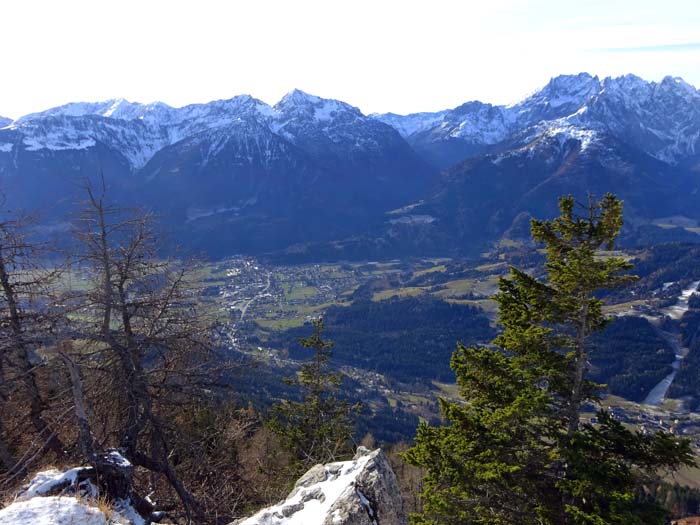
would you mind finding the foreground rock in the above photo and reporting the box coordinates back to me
[0,453,148,525]
[233,447,406,525]
[0,496,114,525]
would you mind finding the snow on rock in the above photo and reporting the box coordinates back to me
[528,121,600,152]
[18,467,94,500]
[232,447,406,525]
[22,128,97,152]
[0,496,112,525]
[0,460,147,525]
[105,451,132,469]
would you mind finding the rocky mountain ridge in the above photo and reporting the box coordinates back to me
[4,73,698,171]
[374,73,700,168]
[2,90,393,170]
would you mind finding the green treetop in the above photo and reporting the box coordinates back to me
[405,194,695,525]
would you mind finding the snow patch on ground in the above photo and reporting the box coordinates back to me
[0,143,12,153]
[663,280,700,320]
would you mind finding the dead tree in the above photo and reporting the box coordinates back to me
[69,182,227,523]
[0,215,66,483]
[58,341,160,520]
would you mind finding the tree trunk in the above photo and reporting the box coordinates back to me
[0,250,64,456]
[567,299,589,435]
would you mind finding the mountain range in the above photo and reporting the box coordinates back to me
[1,73,699,259]
[375,73,700,168]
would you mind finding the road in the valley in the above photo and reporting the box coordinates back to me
[238,272,272,321]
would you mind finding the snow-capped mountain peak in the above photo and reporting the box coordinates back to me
[4,74,699,173]
[515,73,601,111]
[277,88,322,106]
[660,75,697,95]
[1,88,397,170]
[374,73,700,166]
[14,98,164,123]
[373,73,606,158]
[274,89,362,122]
[101,98,129,117]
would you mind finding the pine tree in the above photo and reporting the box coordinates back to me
[405,194,696,525]
[269,318,358,474]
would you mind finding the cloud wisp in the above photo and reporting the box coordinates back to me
[592,42,700,53]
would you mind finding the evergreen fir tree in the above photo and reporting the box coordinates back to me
[405,194,696,525]
[269,318,358,474]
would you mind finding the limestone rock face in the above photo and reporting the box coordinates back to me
[233,447,406,525]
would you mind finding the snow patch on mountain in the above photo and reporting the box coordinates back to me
[23,132,96,152]
[370,111,448,137]
[534,121,599,151]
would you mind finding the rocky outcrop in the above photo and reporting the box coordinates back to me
[0,452,150,525]
[233,447,406,525]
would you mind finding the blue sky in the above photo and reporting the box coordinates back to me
[1,0,698,118]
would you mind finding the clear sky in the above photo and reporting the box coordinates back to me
[1,0,699,119]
